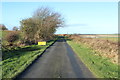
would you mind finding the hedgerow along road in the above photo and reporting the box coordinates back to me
[16,38,95,78]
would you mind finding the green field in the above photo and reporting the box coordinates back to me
[67,41,119,78]
[1,40,55,78]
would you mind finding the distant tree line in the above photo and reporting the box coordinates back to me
[20,7,64,44]
[13,26,19,31]
[0,24,19,31]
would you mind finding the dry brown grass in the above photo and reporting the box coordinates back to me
[70,35,119,64]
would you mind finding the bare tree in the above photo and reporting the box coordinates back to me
[33,7,64,41]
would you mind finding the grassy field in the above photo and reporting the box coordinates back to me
[78,34,119,42]
[1,40,55,78]
[97,37,119,42]
[67,41,119,78]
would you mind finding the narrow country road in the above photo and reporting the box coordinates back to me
[16,39,95,78]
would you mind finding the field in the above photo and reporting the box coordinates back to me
[79,34,119,42]
[70,34,119,64]
[67,40,119,78]
[97,37,119,42]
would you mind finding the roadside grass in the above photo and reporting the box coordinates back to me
[1,40,55,78]
[0,31,2,38]
[67,40,119,78]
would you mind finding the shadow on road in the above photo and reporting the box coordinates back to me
[57,36,72,42]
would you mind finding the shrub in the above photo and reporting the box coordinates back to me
[5,31,19,46]
[20,7,64,43]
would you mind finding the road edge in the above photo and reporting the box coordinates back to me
[13,40,57,80]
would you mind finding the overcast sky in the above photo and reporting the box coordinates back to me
[1,2,118,34]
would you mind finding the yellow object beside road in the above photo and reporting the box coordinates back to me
[38,42,46,45]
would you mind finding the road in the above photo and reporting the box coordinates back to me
[16,39,95,78]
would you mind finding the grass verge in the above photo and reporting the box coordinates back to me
[67,40,119,78]
[1,40,55,78]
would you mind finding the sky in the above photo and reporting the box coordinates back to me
[1,2,118,34]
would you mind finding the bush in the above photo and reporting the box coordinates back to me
[5,31,19,46]
[20,7,64,43]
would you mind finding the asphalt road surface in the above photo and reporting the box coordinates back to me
[17,39,95,78]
